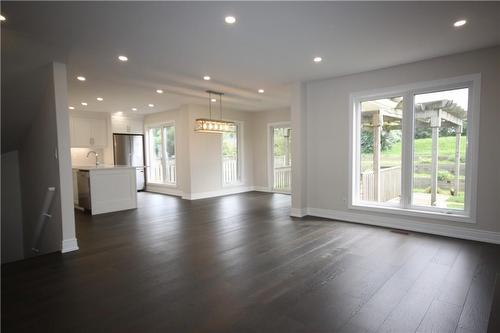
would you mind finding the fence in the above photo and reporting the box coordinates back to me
[223,158,239,184]
[274,166,291,192]
[361,166,401,202]
[151,158,176,184]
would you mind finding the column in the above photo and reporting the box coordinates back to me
[372,112,383,202]
[290,82,307,217]
[454,125,462,195]
[430,111,441,206]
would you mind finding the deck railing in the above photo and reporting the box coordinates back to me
[223,158,239,184]
[151,158,176,184]
[361,166,401,202]
[274,166,291,192]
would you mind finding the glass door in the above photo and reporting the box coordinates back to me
[271,126,292,193]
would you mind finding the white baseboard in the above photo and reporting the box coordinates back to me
[290,207,307,217]
[183,186,255,200]
[146,184,183,197]
[61,238,79,253]
[306,207,500,244]
[254,186,272,192]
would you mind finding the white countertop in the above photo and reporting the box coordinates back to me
[72,165,141,171]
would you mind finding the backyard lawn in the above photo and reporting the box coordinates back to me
[361,135,467,209]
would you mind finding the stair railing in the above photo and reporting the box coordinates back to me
[32,187,56,253]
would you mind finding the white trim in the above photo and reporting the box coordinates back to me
[349,74,480,221]
[306,207,500,244]
[146,183,183,197]
[290,207,307,217]
[254,186,272,192]
[182,186,254,200]
[61,238,79,253]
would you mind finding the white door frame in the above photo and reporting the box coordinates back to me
[267,122,292,194]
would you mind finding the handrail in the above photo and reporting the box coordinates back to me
[32,187,56,253]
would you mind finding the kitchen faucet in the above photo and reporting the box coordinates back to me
[87,151,100,166]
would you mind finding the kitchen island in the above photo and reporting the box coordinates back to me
[72,165,137,215]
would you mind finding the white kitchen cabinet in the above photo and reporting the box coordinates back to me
[111,116,144,134]
[70,117,108,148]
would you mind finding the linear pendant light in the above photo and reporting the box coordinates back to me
[194,90,236,133]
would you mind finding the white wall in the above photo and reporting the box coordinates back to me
[304,46,500,241]
[144,104,259,199]
[1,151,25,263]
[187,104,255,198]
[251,108,291,189]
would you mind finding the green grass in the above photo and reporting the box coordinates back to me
[381,135,467,158]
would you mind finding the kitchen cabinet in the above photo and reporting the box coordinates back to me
[111,116,144,134]
[70,117,108,148]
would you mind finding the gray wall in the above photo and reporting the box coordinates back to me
[304,46,500,234]
[16,62,77,257]
[1,150,24,263]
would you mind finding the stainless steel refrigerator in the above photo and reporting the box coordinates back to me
[113,134,146,191]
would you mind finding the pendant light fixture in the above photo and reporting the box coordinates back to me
[194,90,236,133]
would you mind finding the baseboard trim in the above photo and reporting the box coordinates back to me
[61,238,79,253]
[146,184,183,197]
[183,186,255,200]
[290,207,307,218]
[254,186,272,193]
[306,207,500,244]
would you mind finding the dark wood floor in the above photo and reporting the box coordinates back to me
[2,191,500,332]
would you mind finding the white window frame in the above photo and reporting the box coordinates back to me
[221,121,243,187]
[349,74,480,223]
[145,121,177,187]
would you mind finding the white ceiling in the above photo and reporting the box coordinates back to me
[2,1,499,149]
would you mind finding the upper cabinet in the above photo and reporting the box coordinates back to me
[111,116,144,134]
[70,117,108,148]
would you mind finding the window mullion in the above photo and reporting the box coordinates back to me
[400,91,414,209]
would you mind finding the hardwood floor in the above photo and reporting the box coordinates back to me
[2,191,499,332]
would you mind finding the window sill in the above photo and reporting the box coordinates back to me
[349,202,475,224]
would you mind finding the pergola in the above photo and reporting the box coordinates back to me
[362,99,463,205]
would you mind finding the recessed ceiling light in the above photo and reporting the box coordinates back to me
[203,75,211,81]
[118,55,128,62]
[0,15,6,22]
[132,108,138,111]
[258,89,265,94]
[77,76,86,81]
[453,19,467,27]
[225,16,236,24]
[148,104,154,107]
[81,102,88,106]
[96,97,103,101]
[211,98,217,102]
[116,111,123,115]
[313,57,322,63]
[68,106,75,110]
[156,89,163,94]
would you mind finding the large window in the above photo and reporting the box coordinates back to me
[147,123,176,185]
[351,75,479,221]
[222,124,241,185]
